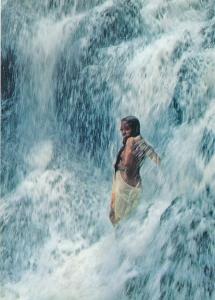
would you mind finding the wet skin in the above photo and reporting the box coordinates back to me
[118,121,141,187]
[109,120,161,224]
[109,121,141,224]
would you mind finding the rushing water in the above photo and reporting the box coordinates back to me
[1,0,215,299]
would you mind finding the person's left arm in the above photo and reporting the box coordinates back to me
[147,145,161,165]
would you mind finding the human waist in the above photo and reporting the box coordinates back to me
[116,169,141,188]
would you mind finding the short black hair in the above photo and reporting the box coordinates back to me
[121,116,140,137]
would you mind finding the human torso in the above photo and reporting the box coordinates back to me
[116,135,145,187]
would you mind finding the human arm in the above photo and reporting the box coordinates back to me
[134,138,161,165]
[109,182,117,224]
[147,145,161,165]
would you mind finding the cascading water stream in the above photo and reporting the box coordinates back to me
[1,0,215,299]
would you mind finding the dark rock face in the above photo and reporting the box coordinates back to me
[1,49,19,196]
[55,41,115,164]
[200,128,215,165]
[158,190,215,299]
[168,57,205,125]
[124,187,215,299]
[2,0,144,171]
[1,50,17,101]
[1,6,19,111]
[0,196,48,282]
[1,2,25,195]
[47,0,106,15]
[202,20,215,49]
[89,1,143,50]
[170,33,192,63]
[54,1,143,164]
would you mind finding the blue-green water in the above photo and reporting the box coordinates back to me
[1,0,215,299]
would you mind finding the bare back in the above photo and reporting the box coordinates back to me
[117,135,160,187]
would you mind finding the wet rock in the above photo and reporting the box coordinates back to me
[156,193,215,298]
[55,48,115,164]
[160,197,182,223]
[89,0,143,51]
[168,57,203,125]
[54,1,144,163]
[1,1,49,194]
[200,128,215,164]
[1,49,17,100]
[170,32,192,63]
[47,0,104,15]
[1,48,19,195]
[48,0,75,11]
[0,197,48,282]
[202,20,215,49]
[125,274,150,299]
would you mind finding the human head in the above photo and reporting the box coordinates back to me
[121,116,140,138]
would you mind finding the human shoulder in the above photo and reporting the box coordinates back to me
[131,135,147,148]
[126,137,135,147]
[132,136,149,155]
[133,135,143,143]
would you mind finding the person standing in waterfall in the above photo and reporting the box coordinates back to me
[109,116,161,225]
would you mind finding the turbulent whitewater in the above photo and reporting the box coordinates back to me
[1,0,215,299]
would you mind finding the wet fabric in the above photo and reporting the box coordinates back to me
[132,136,157,167]
[112,171,141,223]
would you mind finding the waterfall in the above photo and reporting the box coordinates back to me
[1,0,215,299]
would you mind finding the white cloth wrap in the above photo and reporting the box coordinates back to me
[112,171,141,222]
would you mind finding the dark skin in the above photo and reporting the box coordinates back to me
[109,121,161,224]
[119,120,161,186]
